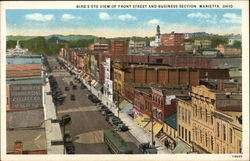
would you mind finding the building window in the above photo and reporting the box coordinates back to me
[211,115,213,125]
[185,129,187,141]
[239,140,242,153]
[211,136,214,151]
[179,107,182,119]
[200,130,203,144]
[200,107,202,119]
[223,125,226,141]
[178,125,181,137]
[217,144,219,153]
[217,122,220,137]
[182,109,184,121]
[205,109,208,122]
[182,126,184,139]
[229,128,233,143]
[189,131,191,143]
[188,111,191,124]
[205,133,208,147]
[223,148,225,154]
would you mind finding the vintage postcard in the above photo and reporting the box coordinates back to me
[0,0,249,161]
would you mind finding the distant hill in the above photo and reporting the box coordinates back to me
[46,34,96,41]
[7,36,37,41]
[7,34,96,41]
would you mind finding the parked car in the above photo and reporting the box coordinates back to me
[72,85,77,90]
[70,94,75,101]
[65,142,75,154]
[65,87,69,91]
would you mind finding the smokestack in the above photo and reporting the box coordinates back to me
[14,141,23,154]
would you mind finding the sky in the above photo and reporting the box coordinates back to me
[6,9,242,37]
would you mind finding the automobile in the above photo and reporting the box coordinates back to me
[65,87,69,91]
[98,106,108,112]
[139,143,157,154]
[70,94,75,101]
[72,85,77,90]
[80,85,86,89]
[65,142,75,154]
[101,109,112,116]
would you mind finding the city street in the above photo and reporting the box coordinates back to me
[47,57,141,154]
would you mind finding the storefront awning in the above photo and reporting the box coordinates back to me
[140,115,150,128]
[172,141,192,154]
[134,117,143,125]
[121,101,133,114]
[153,122,163,136]
[94,83,103,91]
[91,80,96,85]
[119,100,128,110]
[144,121,153,134]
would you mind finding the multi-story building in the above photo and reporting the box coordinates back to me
[177,85,242,154]
[112,63,230,96]
[89,44,109,52]
[216,44,241,55]
[129,40,146,54]
[160,32,184,47]
[103,58,113,101]
[194,40,212,49]
[110,40,128,55]
[6,55,49,154]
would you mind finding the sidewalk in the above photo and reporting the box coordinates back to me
[43,76,64,154]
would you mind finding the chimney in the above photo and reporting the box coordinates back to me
[14,141,23,154]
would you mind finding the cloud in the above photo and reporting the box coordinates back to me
[221,13,241,24]
[148,19,164,25]
[187,13,211,19]
[25,13,54,21]
[99,12,111,20]
[61,14,81,21]
[118,14,136,21]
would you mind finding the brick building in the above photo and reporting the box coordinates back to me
[113,62,229,97]
[110,40,128,55]
[161,32,185,47]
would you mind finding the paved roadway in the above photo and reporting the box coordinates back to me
[47,57,141,154]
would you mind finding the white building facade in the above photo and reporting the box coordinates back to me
[103,58,113,101]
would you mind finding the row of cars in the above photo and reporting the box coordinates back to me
[97,104,129,132]
[48,75,65,106]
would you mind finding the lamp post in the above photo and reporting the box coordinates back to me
[142,109,157,147]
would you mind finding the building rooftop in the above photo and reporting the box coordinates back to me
[164,113,177,130]
[6,76,44,85]
[7,128,46,153]
[7,56,42,65]
[217,105,242,112]
[7,108,45,129]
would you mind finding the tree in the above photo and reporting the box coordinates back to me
[232,40,242,48]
